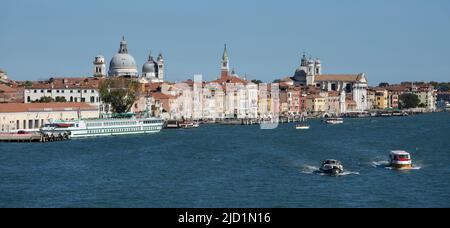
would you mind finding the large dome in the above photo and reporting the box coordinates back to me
[110,53,137,70]
[108,37,138,77]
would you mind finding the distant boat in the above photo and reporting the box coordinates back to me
[325,117,344,125]
[389,150,413,170]
[296,116,310,130]
[319,159,344,176]
[180,122,200,129]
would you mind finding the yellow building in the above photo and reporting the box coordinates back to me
[375,89,388,109]
[305,94,326,113]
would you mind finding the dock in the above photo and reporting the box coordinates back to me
[0,132,70,143]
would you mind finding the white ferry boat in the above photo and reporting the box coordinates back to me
[40,116,164,138]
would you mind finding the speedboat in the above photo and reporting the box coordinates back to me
[389,151,412,169]
[319,159,344,175]
[325,118,344,125]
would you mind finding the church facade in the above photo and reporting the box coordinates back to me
[291,54,368,111]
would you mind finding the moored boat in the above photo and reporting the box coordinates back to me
[319,159,344,175]
[40,115,164,138]
[325,117,344,125]
[389,150,413,169]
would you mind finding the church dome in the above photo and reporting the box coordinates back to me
[142,53,157,74]
[110,53,137,70]
[108,37,138,77]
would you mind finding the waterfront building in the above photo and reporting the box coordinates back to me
[305,94,326,114]
[374,88,389,110]
[326,91,341,116]
[23,77,102,106]
[290,54,368,111]
[366,88,376,110]
[0,103,99,132]
[410,84,437,111]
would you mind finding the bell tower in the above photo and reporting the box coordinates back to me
[93,54,106,77]
[157,53,165,82]
[221,44,230,77]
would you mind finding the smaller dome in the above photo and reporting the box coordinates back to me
[142,53,158,74]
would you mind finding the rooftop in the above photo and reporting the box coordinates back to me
[0,102,98,113]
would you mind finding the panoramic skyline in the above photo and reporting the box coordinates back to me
[1,0,450,85]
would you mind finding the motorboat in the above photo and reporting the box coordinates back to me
[319,159,344,175]
[325,118,344,125]
[389,151,412,169]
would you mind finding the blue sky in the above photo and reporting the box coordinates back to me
[1,0,449,85]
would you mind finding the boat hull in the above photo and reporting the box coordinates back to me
[390,163,413,170]
[319,167,344,175]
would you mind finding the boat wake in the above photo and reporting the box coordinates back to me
[372,160,390,168]
[299,165,359,176]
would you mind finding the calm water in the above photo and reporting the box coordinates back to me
[1,113,449,208]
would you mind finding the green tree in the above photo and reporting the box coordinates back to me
[399,93,420,109]
[36,96,54,103]
[24,81,33,88]
[273,79,281,83]
[438,83,450,92]
[55,96,67,102]
[99,78,141,114]
[251,79,263,84]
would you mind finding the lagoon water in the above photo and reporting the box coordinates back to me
[1,112,449,208]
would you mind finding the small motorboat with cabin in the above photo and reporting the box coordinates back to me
[325,118,344,125]
[389,150,413,169]
[319,159,344,175]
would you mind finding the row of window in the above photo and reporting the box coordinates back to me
[32,89,96,94]
[26,96,98,103]
[87,127,158,134]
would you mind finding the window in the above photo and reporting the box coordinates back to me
[90,96,95,103]
[41,90,44,93]
[34,90,37,93]
[27,96,31,102]
[47,90,51,93]
[81,98,86,102]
